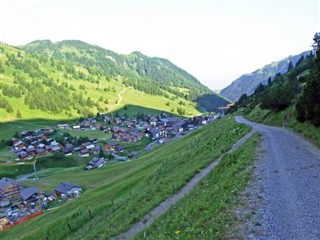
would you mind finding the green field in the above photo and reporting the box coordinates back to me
[0,118,251,240]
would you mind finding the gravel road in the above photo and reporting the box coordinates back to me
[236,116,320,240]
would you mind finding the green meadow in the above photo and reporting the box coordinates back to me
[0,118,251,240]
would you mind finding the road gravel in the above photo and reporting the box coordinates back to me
[236,116,320,240]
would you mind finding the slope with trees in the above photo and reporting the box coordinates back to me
[220,50,311,102]
[229,33,320,144]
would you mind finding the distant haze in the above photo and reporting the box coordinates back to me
[1,0,318,90]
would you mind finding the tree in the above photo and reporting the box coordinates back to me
[296,33,320,126]
[16,109,22,119]
[287,60,293,71]
[99,148,105,158]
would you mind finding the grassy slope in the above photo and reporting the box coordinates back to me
[0,43,201,124]
[244,105,320,147]
[135,133,260,239]
[0,118,250,240]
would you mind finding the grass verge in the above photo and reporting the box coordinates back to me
[244,105,320,147]
[135,133,260,239]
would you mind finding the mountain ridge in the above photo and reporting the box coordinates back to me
[220,50,312,102]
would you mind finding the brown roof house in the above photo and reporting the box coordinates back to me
[55,182,82,197]
[20,187,41,205]
[0,178,21,201]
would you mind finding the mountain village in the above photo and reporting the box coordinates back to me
[0,113,220,230]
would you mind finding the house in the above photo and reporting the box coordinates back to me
[71,146,79,152]
[73,125,80,130]
[20,187,41,204]
[105,141,116,151]
[101,125,110,133]
[18,151,32,160]
[12,140,25,152]
[26,145,36,156]
[85,157,106,170]
[81,142,95,151]
[42,127,54,134]
[0,178,21,199]
[55,182,82,197]
[79,149,89,157]
[0,192,10,207]
[63,148,73,156]
[115,144,124,152]
[57,124,70,129]
[36,148,46,156]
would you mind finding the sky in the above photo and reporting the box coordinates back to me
[1,0,319,90]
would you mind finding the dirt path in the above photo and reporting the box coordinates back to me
[113,130,255,240]
[235,116,320,239]
[107,87,128,112]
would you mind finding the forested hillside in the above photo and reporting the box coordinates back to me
[230,33,320,141]
[220,50,311,102]
[0,40,228,122]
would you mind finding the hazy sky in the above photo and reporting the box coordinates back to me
[1,0,319,90]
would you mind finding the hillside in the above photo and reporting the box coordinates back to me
[0,118,254,240]
[220,50,311,102]
[229,39,320,146]
[0,40,228,123]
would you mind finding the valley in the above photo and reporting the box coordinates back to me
[1,31,319,239]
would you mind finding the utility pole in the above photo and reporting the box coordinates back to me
[33,160,42,209]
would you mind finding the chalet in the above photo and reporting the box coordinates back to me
[85,157,106,170]
[124,120,135,128]
[12,140,25,152]
[73,147,81,152]
[79,149,89,157]
[63,148,73,156]
[37,143,45,149]
[81,142,95,151]
[101,125,110,133]
[146,129,160,140]
[26,145,36,156]
[20,130,34,138]
[50,146,61,152]
[103,115,111,123]
[0,191,9,207]
[73,125,81,130]
[105,141,116,151]
[115,144,124,152]
[42,127,54,134]
[18,151,32,160]
[114,118,122,125]
[20,187,40,204]
[64,143,74,150]
[159,118,177,127]
[57,124,70,129]
[87,117,97,124]
[36,148,46,156]
[55,182,82,197]
[113,126,127,134]
[149,117,158,127]
[63,144,73,155]
[0,178,21,199]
